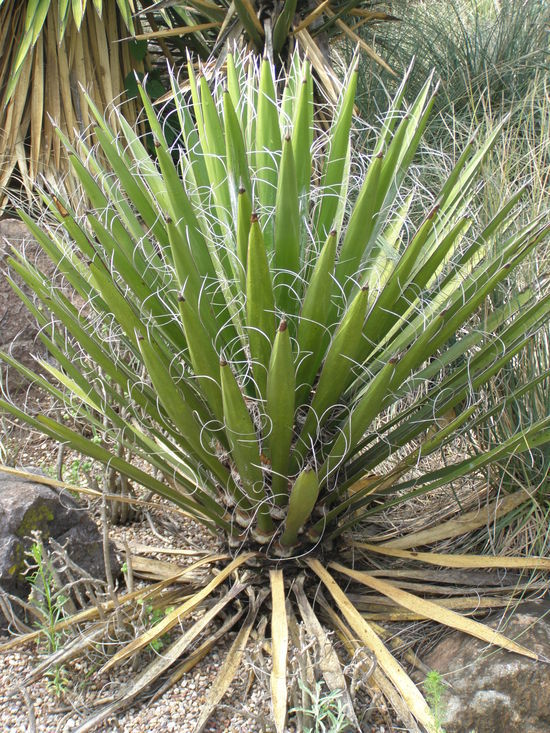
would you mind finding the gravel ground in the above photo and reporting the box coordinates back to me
[0,639,274,732]
[0,500,396,733]
[0,493,271,733]
[0,642,392,733]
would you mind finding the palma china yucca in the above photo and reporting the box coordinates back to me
[1,52,550,732]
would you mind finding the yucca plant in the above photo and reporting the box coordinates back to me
[2,54,550,732]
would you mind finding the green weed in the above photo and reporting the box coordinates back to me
[26,539,70,695]
[138,600,175,652]
[424,670,447,733]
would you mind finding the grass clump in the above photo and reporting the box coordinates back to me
[354,0,549,119]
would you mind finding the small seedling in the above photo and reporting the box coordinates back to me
[424,670,447,733]
[39,463,58,480]
[66,457,93,485]
[290,680,354,733]
[26,539,70,695]
[138,600,175,652]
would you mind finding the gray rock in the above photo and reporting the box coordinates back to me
[0,470,120,605]
[420,600,550,733]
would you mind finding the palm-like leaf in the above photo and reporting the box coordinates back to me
[0,0,142,213]
[1,0,136,99]
[1,55,550,732]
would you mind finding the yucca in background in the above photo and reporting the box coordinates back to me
[131,0,398,95]
[0,0,398,215]
[1,54,550,732]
